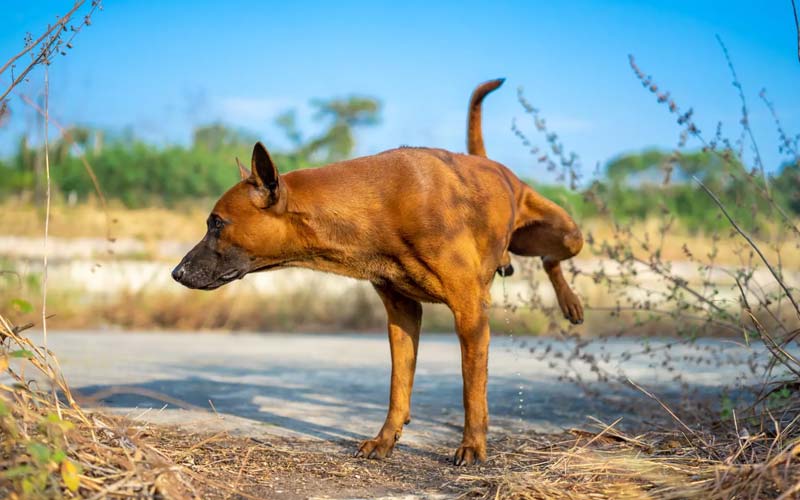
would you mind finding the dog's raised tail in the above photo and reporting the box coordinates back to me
[467,78,505,157]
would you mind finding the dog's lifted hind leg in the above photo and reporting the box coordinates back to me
[356,284,422,459]
[510,188,584,324]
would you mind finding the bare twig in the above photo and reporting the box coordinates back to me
[792,0,800,63]
[630,53,800,238]
[735,277,800,377]
[0,1,101,111]
[0,2,83,77]
[716,35,769,195]
[694,176,800,318]
[760,89,799,159]
[626,377,717,455]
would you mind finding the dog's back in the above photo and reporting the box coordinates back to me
[280,146,522,301]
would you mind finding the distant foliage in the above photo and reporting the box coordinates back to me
[0,128,249,207]
[591,149,794,232]
[0,95,381,207]
[524,148,798,232]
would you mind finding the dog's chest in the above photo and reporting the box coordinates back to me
[305,251,444,303]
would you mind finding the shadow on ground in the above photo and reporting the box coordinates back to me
[74,362,728,444]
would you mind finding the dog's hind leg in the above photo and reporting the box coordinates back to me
[356,284,422,459]
[509,187,584,324]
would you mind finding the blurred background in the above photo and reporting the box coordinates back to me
[0,0,798,337]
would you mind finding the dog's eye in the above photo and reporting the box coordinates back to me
[207,216,226,233]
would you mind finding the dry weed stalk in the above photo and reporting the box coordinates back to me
[792,0,800,63]
[0,5,199,498]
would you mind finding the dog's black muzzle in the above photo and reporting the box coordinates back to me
[172,239,250,290]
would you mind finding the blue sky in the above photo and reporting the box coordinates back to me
[1,0,798,181]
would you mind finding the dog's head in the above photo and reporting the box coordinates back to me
[172,142,293,290]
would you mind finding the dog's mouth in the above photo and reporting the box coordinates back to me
[197,268,246,290]
[220,269,241,281]
[196,260,290,290]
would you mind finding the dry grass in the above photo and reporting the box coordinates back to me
[580,217,800,270]
[458,420,800,500]
[2,199,209,244]
[0,313,197,498]
[69,416,800,499]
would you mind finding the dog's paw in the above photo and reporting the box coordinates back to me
[556,287,584,325]
[354,436,396,460]
[453,444,486,466]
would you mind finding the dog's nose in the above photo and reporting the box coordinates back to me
[171,265,185,282]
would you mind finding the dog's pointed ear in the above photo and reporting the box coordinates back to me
[235,157,250,181]
[249,142,283,208]
[251,142,279,189]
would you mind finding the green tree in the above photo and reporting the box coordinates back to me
[192,123,255,153]
[276,96,382,164]
[598,148,779,231]
[773,160,800,215]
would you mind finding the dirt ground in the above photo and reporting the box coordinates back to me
[157,430,497,499]
[152,429,603,499]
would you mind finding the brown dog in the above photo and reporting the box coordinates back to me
[172,79,583,465]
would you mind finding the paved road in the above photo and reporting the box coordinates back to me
[23,331,761,446]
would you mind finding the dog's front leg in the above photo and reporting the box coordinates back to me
[355,284,422,459]
[452,300,490,465]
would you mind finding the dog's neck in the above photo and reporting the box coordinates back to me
[278,170,382,281]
